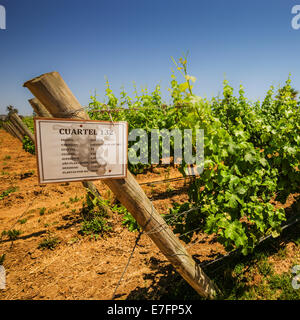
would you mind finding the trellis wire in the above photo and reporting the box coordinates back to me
[57,103,195,119]
[111,200,300,298]
[139,176,193,186]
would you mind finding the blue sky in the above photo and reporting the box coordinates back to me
[0,0,299,115]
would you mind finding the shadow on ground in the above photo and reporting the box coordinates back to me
[126,257,201,300]
[126,200,300,300]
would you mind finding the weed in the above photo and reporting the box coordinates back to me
[80,217,112,239]
[111,204,140,232]
[277,247,288,259]
[257,260,273,277]
[39,207,46,216]
[79,192,112,239]
[112,204,127,215]
[122,212,140,232]
[1,229,21,241]
[233,263,245,277]
[69,196,79,203]
[18,218,27,225]
[268,273,300,300]
[0,187,18,200]
[38,234,60,250]
[253,251,268,262]
[251,280,275,300]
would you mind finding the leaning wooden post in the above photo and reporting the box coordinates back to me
[29,98,52,118]
[3,123,16,138]
[9,115,25,136]
[9,113,35,143]
[3,123,18,138]
[24,72,218,299]
[2,122,8,133]
[9,117,26,140]
[7,124,16,138]
[7,121,24,142]
[4,123,15,137]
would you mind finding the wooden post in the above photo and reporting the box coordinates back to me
[4,123,15,137]
[3,123,12,136]
[8,115,24,136]
[7,124,16,138]
[7,121,24,142]
[24,72,218,299]
[9,113,35,143]
[2,122,8,133]
[9,117,26,139]
[3,122,16,138]
[29,98,52,118]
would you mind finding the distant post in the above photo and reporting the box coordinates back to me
[7,121,23,142]
[29,98,52,118]
[9,113,35,143]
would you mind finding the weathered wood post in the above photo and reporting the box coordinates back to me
[9,117,25,139]
[2,122,8,133]
[4,122,17,138]
[24,72,218,299]
[27,97,113,216]
[2,122,15,138]
[9,113,35,143]
[8,124,16,138]
[7,121,24,142]
[4,123,16,138]
[29,98,52,118]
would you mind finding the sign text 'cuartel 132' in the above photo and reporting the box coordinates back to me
[34,118,128,184]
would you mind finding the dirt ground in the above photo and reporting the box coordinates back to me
[0,129,225,300]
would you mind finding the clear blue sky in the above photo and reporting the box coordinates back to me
[0,0,299,115]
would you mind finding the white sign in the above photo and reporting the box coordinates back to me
[34,118,128,184]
